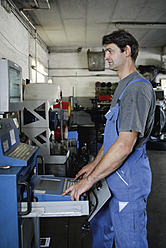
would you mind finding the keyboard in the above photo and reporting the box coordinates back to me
[62,178,77,194]
[7,143,37,161]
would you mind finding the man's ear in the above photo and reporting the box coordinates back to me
[124,45,132,57]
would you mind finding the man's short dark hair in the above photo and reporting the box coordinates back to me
[102,29,139,62]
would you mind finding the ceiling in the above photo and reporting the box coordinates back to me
[11,0,166,51]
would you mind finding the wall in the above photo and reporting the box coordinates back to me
[137,48,162,67]
[48,47,163,106]
[0,4,48,83]
[48,48,118,98]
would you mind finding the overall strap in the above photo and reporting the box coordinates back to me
[119,78,152,101]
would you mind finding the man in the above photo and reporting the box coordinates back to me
[63,29,156,247]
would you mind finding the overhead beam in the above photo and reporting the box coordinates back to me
[113,22,166,29]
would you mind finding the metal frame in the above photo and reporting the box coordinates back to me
[21,100,69,164]
[21,201,89,218]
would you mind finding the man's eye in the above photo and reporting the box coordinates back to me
[106,49,113,54]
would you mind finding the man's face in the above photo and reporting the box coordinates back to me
[104,43,126,72]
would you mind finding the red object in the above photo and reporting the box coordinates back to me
[98,95,111,101]
[53,101,69,110]
[54,125,67,141]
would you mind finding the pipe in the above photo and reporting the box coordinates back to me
[33,0,39,8]
[114,22,166,29]
[2,0,48,52]
[20,0,51,11]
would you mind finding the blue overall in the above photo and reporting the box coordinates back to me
[90,78,153,248]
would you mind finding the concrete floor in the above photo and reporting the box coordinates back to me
[147,150,166,248]
[40,149,166,248]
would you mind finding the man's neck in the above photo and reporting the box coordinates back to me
[117,61,136,80]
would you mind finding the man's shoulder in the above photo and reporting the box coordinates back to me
[125,75,153,96]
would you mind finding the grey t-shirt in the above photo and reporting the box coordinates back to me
[111,71,156,147]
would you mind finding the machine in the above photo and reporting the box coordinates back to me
[0,118,39,247]
[147,100,166,150]
[0,59,22,113]
[21,83,71,165]
[0,118,111,248]
[0,60,111,247]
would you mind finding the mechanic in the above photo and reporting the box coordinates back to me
[63,29,156,248]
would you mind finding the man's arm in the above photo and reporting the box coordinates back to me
[87,131,138,184]
[62,131,138,201]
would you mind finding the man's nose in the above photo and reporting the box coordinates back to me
[104,51,109,60]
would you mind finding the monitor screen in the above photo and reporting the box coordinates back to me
[155,90,164,100]
[160,78,166,97]
[0,59,22,113]
[9,66,21,103]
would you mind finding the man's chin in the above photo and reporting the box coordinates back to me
[109,66,117,72]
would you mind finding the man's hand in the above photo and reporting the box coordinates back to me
[62,159,97,201]
[74,145,103,181]
[74,162,95,181]
[62,177,93,201]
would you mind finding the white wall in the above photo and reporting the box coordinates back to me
[49,47,163,98]
[48,48,118,98]
[0,4,48,82]
[137,48,162,67]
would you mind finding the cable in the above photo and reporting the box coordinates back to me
[37,155,45,174]
[81,187,99,248]
[81,232,86,248]
[87,187,98,220]
[67,217,70,248]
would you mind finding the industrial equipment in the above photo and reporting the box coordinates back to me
[0,118,111,248]
[147,100,166,150]
[0,59,22,113]
[0,118,39,247]
[21,83,71,164]
[0,118,88,247]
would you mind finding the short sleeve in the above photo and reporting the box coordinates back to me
[119,83,152,138]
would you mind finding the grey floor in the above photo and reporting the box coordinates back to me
[40,149,166,248]
[147,150,166,248]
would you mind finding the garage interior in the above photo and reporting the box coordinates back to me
[0,0,166,247]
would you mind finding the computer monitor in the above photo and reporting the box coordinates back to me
[155,90,164,100]
[0,59,22,113]
[160,78,166,97]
